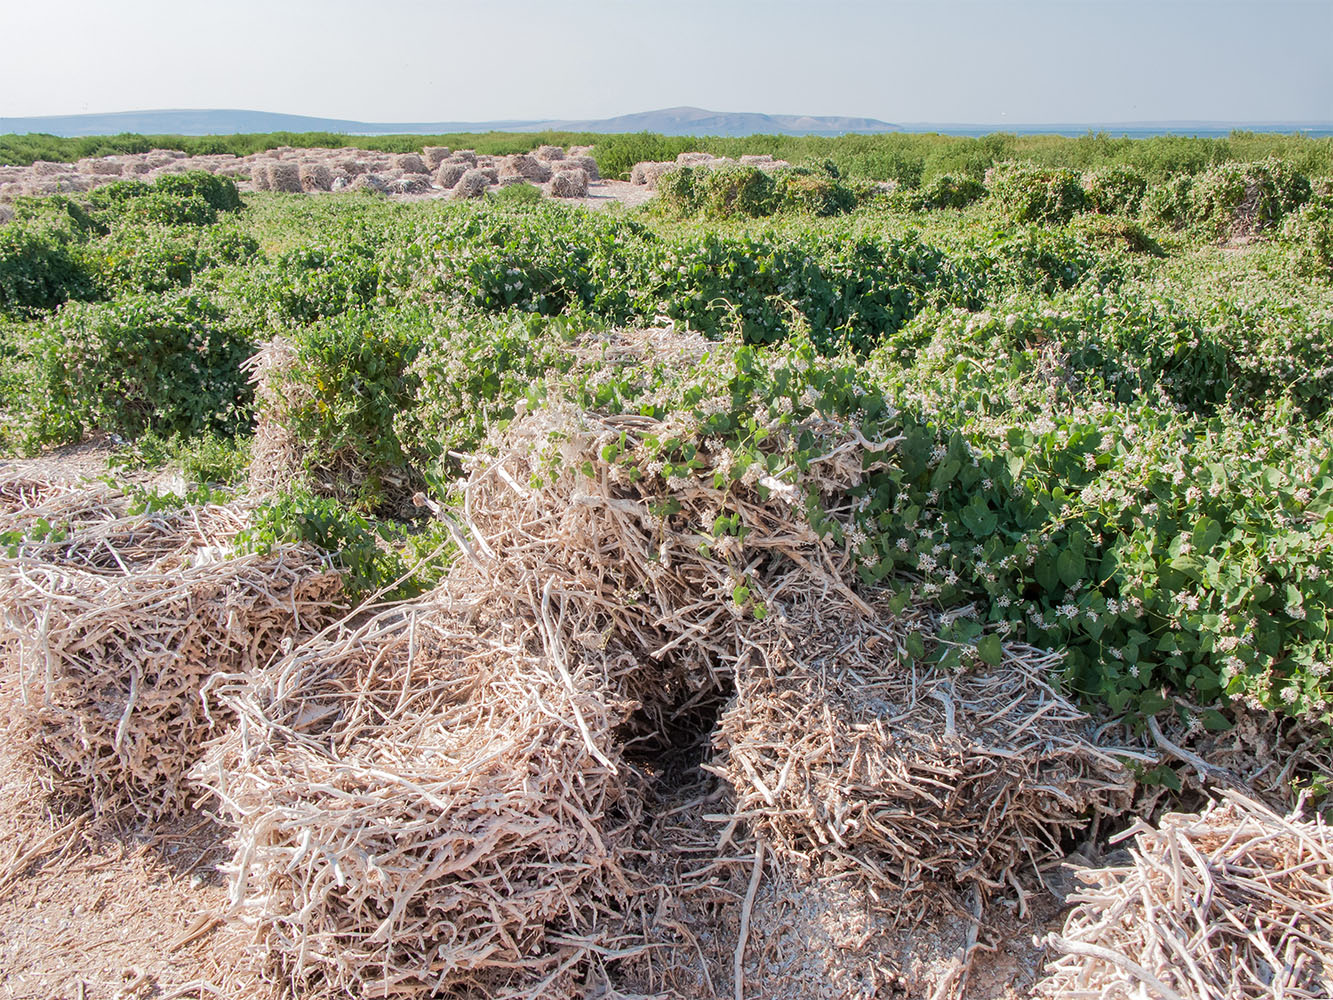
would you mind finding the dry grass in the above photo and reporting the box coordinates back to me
[245,338,306,498]
[1037,790,1333,1000]
[630,160,677,189]
[714,600,1136,896]
[394,153,429,175]
[499,154,552,183]
[561,154,600,180]
[298,163,333,192]
[434,163,468,190]
[422,146,452,169]
[452,169,491,199]
[549,168,589,198]
[267,163,303,194]
[0,482,342,820]
[193,595,641,999]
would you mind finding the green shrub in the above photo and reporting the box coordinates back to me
[237,485,424,599]
[0,225,99,315]
[109,429,252,486]
[1083,165,1148,215]
[8,195,103,240]
[1068,214,1166,256]
[396,312,582,483]
[774,168,861,216]
[1283,202,1333,278]
[87,179,152,212]
[83,225,261,294]
[227,242,382,327]
[267,307,428,506]
[117,192,218,227]
[152,171,242,213]
[19,290,253,447]
[492,181,544,204]
[1141,175,1195,229]
[1186,158,1311,238]
[987,161,1088,224]
[657,165,779,219]
[917,173,987,210]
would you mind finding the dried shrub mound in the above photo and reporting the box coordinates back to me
[549,167,589,198]
[715,602,1135,894]
[0,487,342,819]
[535,144,565,161]
[350,172,388,194]
[250,161,272,191]
[499,154,552,183]
[448,151,478,167]
[629,160,677,189]
[267,162,303,194]
[194,597,638,999]
[452,168,490,199]
[1038,791,1333,1000]
[245,338,306,497]
[298,163,333,192]
[394,153,429,175]
[434,162,468,189]
[390,175,432,195]
[562,154,599,180]
[422,146,451,169]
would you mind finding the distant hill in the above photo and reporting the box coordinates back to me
[0,107,901,139]
[3,108,1330,140]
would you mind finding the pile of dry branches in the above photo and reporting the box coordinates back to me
[1038,790,1333,1000]
[0,483,341,818]
[713,595,1135,897]
[193,595,642,1000]
[245,338,306,498]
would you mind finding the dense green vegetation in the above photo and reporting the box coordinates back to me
[3,141,1332,786]
[4,127,1332,185]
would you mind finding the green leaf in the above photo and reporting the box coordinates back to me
[977,634,1004,667]
[1057,548,1086,586]
[906,631,927,660]
[1201,709,1233,732]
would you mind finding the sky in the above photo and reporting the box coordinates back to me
[2,0,1330,124]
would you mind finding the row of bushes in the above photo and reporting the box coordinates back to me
[0,172,246,316]
[654,164,869,219]
[385,204,1127,350]
[987,158,1321,238]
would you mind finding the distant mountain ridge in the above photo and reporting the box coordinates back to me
[2,108,1330,139]
[0,107,896,138]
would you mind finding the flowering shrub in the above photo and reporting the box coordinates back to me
[16,291,253,448]
[987,161,1088,224]
[1083,165,1148,215]
[1284,202,1333,279]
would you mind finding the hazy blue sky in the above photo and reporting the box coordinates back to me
[3,0,1329,123]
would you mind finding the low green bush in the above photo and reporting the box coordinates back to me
[153,171,242,213]
[17,290,253,448]
[237,485,426,599]
[0,225,99,315]
[492,181,544,204]
[915,173,987,210]
[1187,158,1310,238]
[1083,165,1148,215]
[1141,175,1195,229]
[266,307,428,505]
[1068,214,1166,256]
[987,161,1088,224]
[1283,202,1333,278]
[83,225,260,294]
[226,242,382,327]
